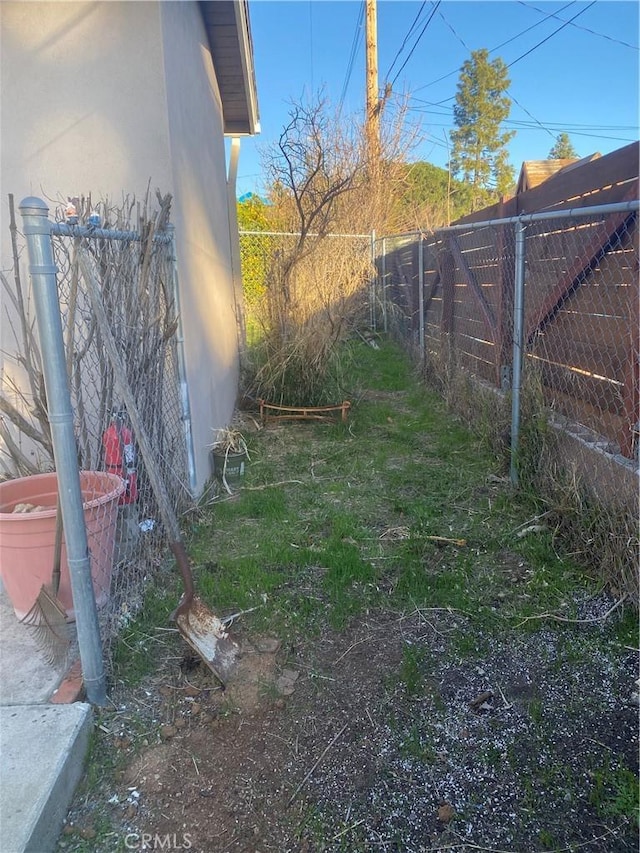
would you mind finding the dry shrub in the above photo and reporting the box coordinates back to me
[242,92,426,405]
[247,235,371,405]
[420,350,639,604]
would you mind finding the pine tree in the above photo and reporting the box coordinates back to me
[449,49,515,210]
[548,133,578,159]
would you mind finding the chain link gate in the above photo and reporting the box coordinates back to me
[2,195,192,673]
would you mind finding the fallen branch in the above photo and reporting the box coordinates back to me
[379,527,466,546]
[515,595,627,628]
[242,479,305,490]
[332,636,373,666]
[286,722,348,807]
[425,535,466,546]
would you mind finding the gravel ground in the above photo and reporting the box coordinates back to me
[58,592,638,852]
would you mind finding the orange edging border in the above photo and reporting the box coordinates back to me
[49,658,85,704]
[259,400,351,425]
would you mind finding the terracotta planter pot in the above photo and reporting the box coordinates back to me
[0,471,125,620]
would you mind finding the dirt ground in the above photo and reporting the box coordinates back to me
[58,599,638,853]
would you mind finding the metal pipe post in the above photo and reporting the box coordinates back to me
[19,197,107,706]
[418,235,425,356]
[510,220,526,487]
[167,225,197,494]
[381,238,387,333]
[370,230,376,331]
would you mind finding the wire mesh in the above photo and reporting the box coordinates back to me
[523,208,638,461]
[375,203,639,602]
[238,230,372,347]
[1,200,191,666]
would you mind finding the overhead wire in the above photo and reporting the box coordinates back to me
[436,7,470,52]
[411,0,580,94]
[405,1,610,148]
[519,1,640,50]
[309,0,314,94]
[338,1,365,114]
[384,1,428,81]
[389,1,442,89]
[506,0,597,67]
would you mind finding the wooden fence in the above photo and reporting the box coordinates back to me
[378,142,639,460]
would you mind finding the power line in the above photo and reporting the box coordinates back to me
[411,0,577,95]
[407,2,599,148]
[519,1,640,50]
[390,1,441,89]
[436,7,470,52]
[493,1,576,51]
[507,0,597,67]
[309,0,314,94]
[407,101,638,132]
[385,1,427,81]
[338,1,365,113]
[503,87,555,139]
[401,101,636,144]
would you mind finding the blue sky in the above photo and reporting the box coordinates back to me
[234,0,639,198]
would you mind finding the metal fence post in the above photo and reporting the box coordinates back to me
[418,234,425,357]
[167,224,197,495]
[19,196,107,706]
[370,230,376,331]
[510,219,526,487]
[381,238,388,333]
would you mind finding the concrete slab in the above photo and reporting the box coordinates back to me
[0,703,93,853]
[0,592,71,705]
[0,586,90,852]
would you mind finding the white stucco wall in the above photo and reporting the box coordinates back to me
[0,2,171,209]
[159,2,240,493]
[0,1,241,494]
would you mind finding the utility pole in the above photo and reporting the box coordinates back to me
[365,0,380,164]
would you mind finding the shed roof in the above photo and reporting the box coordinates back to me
[199,0,260,136]
[516,153,601,194]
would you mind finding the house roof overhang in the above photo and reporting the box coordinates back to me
[199,0,261,136]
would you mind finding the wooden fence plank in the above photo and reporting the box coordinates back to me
[448,236,497,337]
[516,143,639,214]
[525,201,637,346]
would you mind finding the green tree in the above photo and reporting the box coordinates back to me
[449,49,515,210]
[398,161,475,226]
[237,194,270,231]
[237,195,273,306]
[548,132,578,159]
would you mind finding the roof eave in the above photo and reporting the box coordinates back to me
[200,1,261,137]
[230,0,260,136]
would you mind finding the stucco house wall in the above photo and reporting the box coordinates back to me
[0,0,254,494]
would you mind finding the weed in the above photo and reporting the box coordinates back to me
[399,722,436,763]
[111,581,178,686]
[589,766,640,825]
[398,643,428,697]
[529,698,544,725]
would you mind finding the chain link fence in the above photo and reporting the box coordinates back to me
[239,230,373,347]
[374,201,639,602]
[0,196,191,668]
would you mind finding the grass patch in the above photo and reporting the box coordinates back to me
[112,336,635,685]
[589,766,640,825]
[64,336,638,853]
[202,341,623,642]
